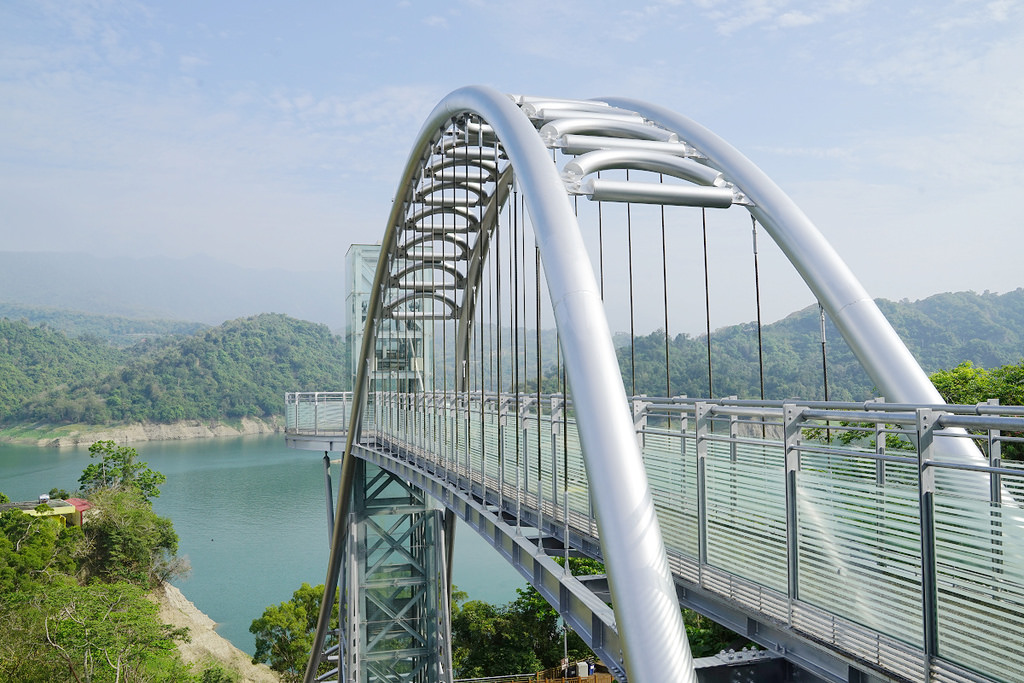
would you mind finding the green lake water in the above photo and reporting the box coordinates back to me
[0,435,523,653]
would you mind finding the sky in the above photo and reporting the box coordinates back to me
[1,0,1022,333]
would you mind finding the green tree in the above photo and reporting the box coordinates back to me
[451,560,600,678]
[13,313,350,426]
[929,360,1024,406]
[0,509,82,594]
[931,360,1024,459]
[80,488,186,587]
[450,556,745,676]
[250,583,338,682]
[0,450,195,682]
[451,598,544,677]
[79,440,167,500]
[1,580,190,683]
[199,663,241,683]
[683,609,747,657]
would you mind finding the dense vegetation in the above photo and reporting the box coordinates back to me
[0,319,126,421]
[3,313,349,426]
[252,558,743,681]
[0,442,236,682]
[930,360,1024,459]
[617,289,1024,401]
[3,289,1024,431]
[249,583,337,682]
[450,558,741,677]
[0,303,208,348]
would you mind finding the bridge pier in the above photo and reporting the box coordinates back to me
[342,459,453,683]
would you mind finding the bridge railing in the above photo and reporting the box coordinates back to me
[284,391,353,435]
[354,391,1024,683]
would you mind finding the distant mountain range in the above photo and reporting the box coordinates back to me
[0,303,207,348]
[0,251,346,330]
[619,289,1024,401]
[2,286,1023,429]
[1,313,349,426]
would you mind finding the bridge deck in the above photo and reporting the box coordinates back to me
[287,391,1024,683]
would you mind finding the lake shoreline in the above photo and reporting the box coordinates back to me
[154,582,281,682]
[0,416,283,448]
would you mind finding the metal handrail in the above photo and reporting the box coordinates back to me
[285,392,353,435]
[293,389,1024,683]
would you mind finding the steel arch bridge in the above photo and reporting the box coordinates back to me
[285,86,1024,683]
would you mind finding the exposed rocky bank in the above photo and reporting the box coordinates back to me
[1,416,283,447]
[153,583,281,682]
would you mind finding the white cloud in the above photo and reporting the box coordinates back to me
[179,54,206,71]
[776,10,816,27]
[689,0,866,35]
[1,0,1022,299]
[754,145,853,161]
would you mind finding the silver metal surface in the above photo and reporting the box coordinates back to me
[562,149,723,186]
[344,460,451,683]
[353,440,628,682]
[598,96,990,477]
[398,86,693,683]
[579,178,735,207]
[296,89,1024,683]
[346,392,1024,683]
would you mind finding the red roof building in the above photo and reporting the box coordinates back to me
[63,498,92,526]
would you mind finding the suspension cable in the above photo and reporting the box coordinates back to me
[429,143,438,463]
[597,171,605,300]
[520,190,529,512]
[702,207,713,399]
[751,215,765,402]
[496,161,506,512]
[513,177,521,529]
[535,238,543,527]
[660,175,671,400]
[443,124,452,479]
[820,302,831,442]
[626,170,636,398]
[819,303,830,403]
[477,121,486,489]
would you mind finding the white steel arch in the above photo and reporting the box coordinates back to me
[308,86,992,683]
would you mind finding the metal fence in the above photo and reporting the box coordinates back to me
[290,390,1024,683]
[284,391,353,435]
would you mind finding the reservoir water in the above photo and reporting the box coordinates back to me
[0,435,524,653]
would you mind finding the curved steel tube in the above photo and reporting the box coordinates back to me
[603,96,988,472]
[603,97,936,407]
[306,85,696,683]
[563,149,723,186]
[311,88,1001,683]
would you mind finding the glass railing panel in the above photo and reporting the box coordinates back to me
[319,399,349,432]
[704,440,787,592]
[482,413,502,486]
[934,491,1024,682]
[562,419,592,534]
[797,466,923,647]
[1005,459,1024,504]
[642,431,698,561]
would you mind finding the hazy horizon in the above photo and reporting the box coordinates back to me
[2,249,1020,340]
[2,2,1022,337]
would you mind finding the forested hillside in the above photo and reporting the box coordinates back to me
[3,314,349,426]
[3,289,1023,429]
[0,319,126,421]
[619,288,1024,401]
